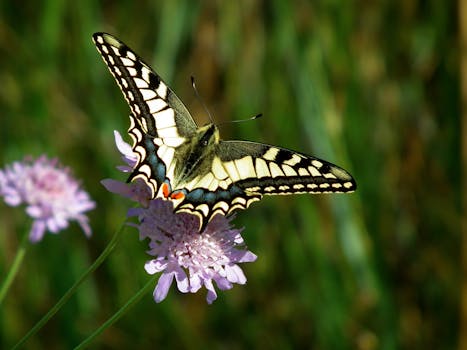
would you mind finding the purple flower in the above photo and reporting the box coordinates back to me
[130,200,257,304]
[0,155,96,243]
[105,130,257,303]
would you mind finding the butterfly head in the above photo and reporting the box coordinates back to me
[197,123,220,147]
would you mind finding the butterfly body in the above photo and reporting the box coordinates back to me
[93,32,357,231]
[173,124,219,185]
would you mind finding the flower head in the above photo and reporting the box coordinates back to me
[106,130,257,303]
[131,200,257,304]
[0,155,96,243]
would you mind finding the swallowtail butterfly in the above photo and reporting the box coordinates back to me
[93,33,356,231]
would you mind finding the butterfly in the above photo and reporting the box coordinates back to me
[93,32,357,231]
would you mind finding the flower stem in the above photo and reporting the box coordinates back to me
[73,274,157,350]
[0,229,29,305]
[12,222,126,350]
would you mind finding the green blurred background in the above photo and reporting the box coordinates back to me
[0,1,461,349]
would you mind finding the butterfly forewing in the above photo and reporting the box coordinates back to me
[93,32,197,198]
[216,141,356,195]
[92,33,197,138]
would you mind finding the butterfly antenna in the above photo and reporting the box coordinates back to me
[217,113,263,127]
[230,113,262,123]
[191,76,215,124]
[191,76,262,126]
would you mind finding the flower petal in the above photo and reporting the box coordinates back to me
[204,279,218,304]
[113,130,137,167]
[174,265,189,293]
[29,220,46,243]
[225,264,247,284]
[238,251,258,263]
[154,271,175,302]
[101,179,131,197]
[145,259,168,274]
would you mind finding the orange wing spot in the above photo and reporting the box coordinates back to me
[162,183,170,198]
[170,191,185,200]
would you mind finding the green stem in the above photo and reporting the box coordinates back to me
[74,274,157,350]
[12,222,126,350]
[0,229,29,304]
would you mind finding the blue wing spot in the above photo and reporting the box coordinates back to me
[147,153,158,164]
[140,135,166,182]
[144,137,156,151]
[155,163,166,182]
[186,188,204,202]
[203,192,217,204]
[185,185,245,204]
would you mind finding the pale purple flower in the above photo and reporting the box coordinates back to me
[130,200,257,304]
[106,130,257,303]
[101,130,152,205]
[0,155,96,243]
